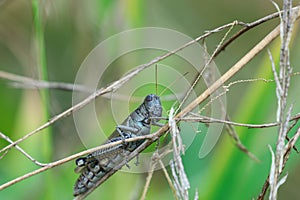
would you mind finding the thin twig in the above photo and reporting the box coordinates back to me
[182,113,300,129]
[284,117,300,153]
[159,159,179,200]
[214,6,300,56]
[224,78,274,88]
[223,115,261,162]
[140,149,175,200]
[0,70,183,103]
[0,70,92,93]
[0,132,47,166]
[140,153,158,200]
[176,20,237,114]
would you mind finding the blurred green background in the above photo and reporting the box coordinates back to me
[0,0,300,199]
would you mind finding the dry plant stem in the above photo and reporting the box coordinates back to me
[0,22,283,196]
[140,157,157,200]
[140,150,177,200]
[159,159,179,200]
[268,1,295,199]
[169,107,190,200]
[257,127,300,200]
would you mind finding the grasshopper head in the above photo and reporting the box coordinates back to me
[144,94,162,119]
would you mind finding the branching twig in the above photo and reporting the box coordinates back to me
[257,127,300,200]
[268,1,296,199]
[0,132,47,166]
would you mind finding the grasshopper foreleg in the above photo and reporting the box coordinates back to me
[116,125,138,148]
[116,125,139,135]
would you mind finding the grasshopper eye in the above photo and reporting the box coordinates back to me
[145,94,153,102]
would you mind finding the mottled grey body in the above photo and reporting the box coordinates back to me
[73,94,162,196]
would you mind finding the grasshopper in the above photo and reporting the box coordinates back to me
[74,94,163,196]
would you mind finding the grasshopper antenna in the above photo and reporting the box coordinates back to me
[155,64,158,95]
